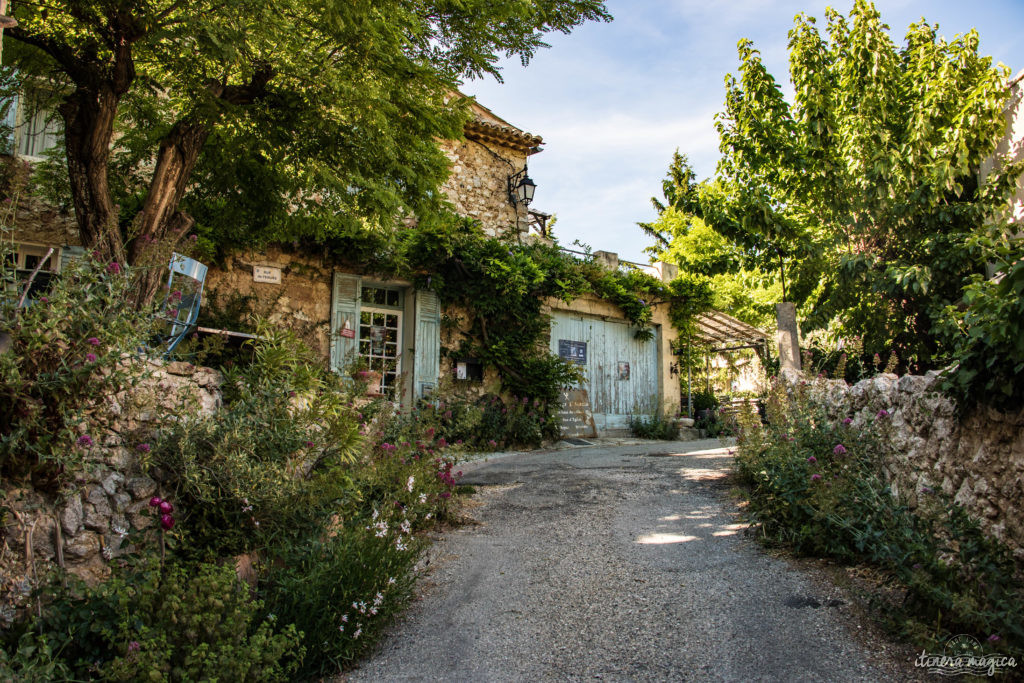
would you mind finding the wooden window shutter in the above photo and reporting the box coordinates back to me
[60,245,85,272]
[1,91,18,155]
[413,289,441,398]
[330,272,361,372]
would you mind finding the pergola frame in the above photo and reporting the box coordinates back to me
[680,311,770,416]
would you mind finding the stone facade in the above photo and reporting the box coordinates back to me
[0,361,221,593]
[797,371,1024,562]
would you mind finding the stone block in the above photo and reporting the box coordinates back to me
[127,476,157,499]
[64,531,100,559]
[60,494,84,535]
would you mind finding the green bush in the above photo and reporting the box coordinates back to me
[629,413,679,440]
[0,246,153,485]
[152,322,363,558]
[733,379,1024,655]
[5,560,301,681]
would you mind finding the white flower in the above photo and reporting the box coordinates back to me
[341,614,348,622]
[369,607,378,616]
[406,476,415,493]
[418,493,427,504]
[373,592,384,606]
[338,624,345,632]
[353,627,362,639]
[371,508,379,521]
[395,538,408,551]
[387,576,396,585]
[400,520,411,535]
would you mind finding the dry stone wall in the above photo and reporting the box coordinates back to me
[438,137,528,238]
[798,370,1024,561]
[0,361,222,597]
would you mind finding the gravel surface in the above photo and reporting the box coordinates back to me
[347,439,922,682]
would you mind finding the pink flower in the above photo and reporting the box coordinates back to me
[806,456,816,463]
[107,262,121,274]
[426,427,435,438]
[811,473,822,481]
[159,514,175,530]
[437,438,448,448]
[149,496,163,507]
[159,501,174,514]
[86,353,98,363]
[842,417,853,425]
[444,410,452,419]
[128,641,141,653]
[876,409,889,418]
[488,440,497,447]
[87,337,100,346]
[833,444,847,456]
[304,440,315,448]
[77,434,94,447]
[136,443,151,453]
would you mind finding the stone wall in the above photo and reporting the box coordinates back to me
[438,136,528,238]
[800,371,1024,561]
[0,361,221,600]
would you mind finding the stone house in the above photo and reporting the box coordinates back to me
[3,97,684,435]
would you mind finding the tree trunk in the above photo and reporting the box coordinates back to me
[127,118,211,306]
[60,86,124,262]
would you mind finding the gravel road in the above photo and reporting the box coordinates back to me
[348,439,921,682]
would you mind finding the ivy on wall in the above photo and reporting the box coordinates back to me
[314,212,715,404]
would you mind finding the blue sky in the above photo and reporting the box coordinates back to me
[461,0,1024,264]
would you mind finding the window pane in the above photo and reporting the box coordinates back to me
[360,311,371,325]
[372,312,384,326]
[386,290,399,306]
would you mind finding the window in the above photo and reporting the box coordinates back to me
[4,243,61,300]
[358,285,404,398]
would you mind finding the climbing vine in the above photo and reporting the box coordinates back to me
[311,212,713,405]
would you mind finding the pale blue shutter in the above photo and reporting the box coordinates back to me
[330,272,361,372]
[413,290,441,398]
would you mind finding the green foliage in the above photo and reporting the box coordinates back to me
[0,628,72,682]
[647,1,1022,379]
[261,526,420,677]
[152,322,363,558]
[628,413,679,440]
[16,560,302,681]
[0,245,152,486]
[938,250,1024,410]
[5,0,610,260]
[733,380,1024,654]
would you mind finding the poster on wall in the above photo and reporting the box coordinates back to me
[557,339,587,365]
[617,361,630,380]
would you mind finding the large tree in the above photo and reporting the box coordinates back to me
[646,1,1022,372]
[4,0,609,295]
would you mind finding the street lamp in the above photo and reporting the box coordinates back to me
[508,167,536,207]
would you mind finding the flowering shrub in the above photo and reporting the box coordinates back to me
[11,559,301,680]
[733,378,1024,656]
[0,247,153,485]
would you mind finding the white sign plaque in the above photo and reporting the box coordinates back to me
[253,266,282,284]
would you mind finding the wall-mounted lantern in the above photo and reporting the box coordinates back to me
[507,166,536,207]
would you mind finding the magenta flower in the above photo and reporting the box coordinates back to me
[437,438,448,448]
[159,514,175,530]
[87,337,100,346]
[136,443,151,453]
[876,409,889,418]
[77,434,94,447]
[988,634,1001,642]
[811,473,822,481]
[107,262,121,274]
[128,641,141,653]
[149,496,163,508]
[86,353,98,363]
[39,296,48,303]
[159,500,174,514]
[304,440,315,448]
[842,417,853,425]
[833,444,847,456]
[806,456,817,463]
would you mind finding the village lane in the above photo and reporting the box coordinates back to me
[348,439,920,682]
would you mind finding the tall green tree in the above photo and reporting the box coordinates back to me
[4,0,610,296]
[651,0,1022,371]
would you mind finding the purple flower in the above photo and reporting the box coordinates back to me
[806,456,817,463]
[437,438,448,448]
[920,486,933,495]
[876,409,889,418]
[304,440,315,448]
[39,296,48,303]
[107,262,121,275]
[77,434,94,447]
[440,492,451,499]
[159,514,175,530]
[488,440,497,447]
[86,353,98,363]
[87,337,100,346]
[842,417,853,425]
[136,443,151,453]
[988,634,1001,642]
[833,444,847,456]
[912,563,921,569]
[149,497,163,507]
[159,500,174,515]
[128,641,141,653]
[810,473,822,481]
